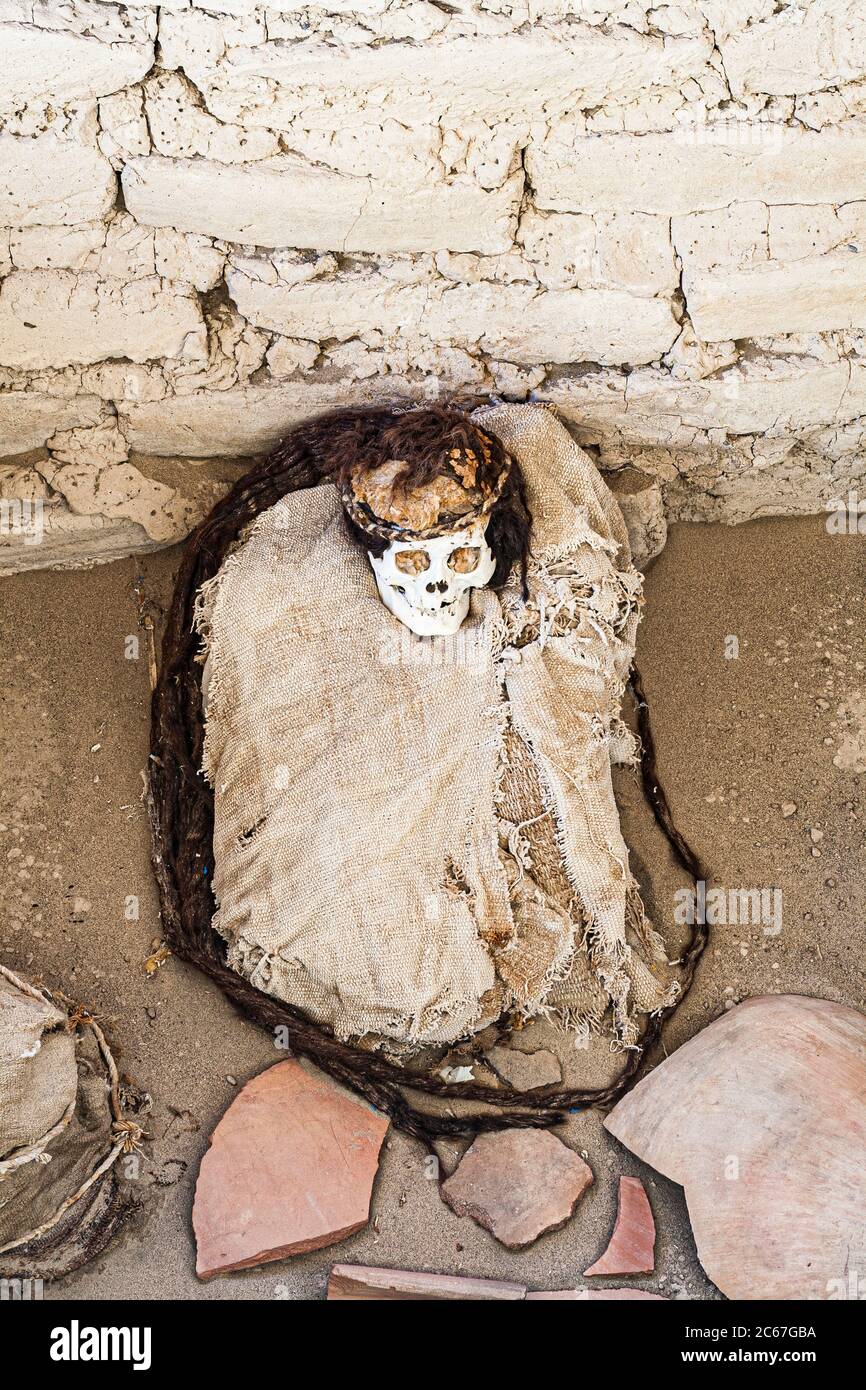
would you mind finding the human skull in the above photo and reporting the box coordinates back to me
[369,522,496,636]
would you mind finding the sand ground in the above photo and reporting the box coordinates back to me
[0,514,863,1301]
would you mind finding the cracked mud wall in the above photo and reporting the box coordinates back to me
[1,0,866,571]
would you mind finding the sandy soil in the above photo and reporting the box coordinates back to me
[0,514,863,1301]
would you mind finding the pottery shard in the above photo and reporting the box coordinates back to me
[605,995,866,1301]
[526,1288,666,1300]
[584,1176,655,1276]
[192,1060,388,1279]
[328,1264,526,1300]
[485,1045,562,1091]
[441,1129,593,1249]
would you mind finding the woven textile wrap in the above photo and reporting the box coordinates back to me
[0,967,140,1280]
[0,975,77,1161]
[196,404,676,1051]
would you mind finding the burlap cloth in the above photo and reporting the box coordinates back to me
[196,404,677,1052]
[0,968,140,1279]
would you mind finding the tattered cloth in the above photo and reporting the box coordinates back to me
[0,967,138,1279]
[195,405,677,1051]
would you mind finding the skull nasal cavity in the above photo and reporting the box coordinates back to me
[427,580,448,593]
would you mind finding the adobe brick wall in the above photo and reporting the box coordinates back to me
[1,0,864,569]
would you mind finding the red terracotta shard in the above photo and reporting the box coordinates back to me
[441,1129,593,1249]
[193,1060,388,1279]
[328,1264,526,1300]
[527,1288,666,1300]
[584,1176,655,1276]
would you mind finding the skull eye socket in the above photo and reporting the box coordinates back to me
[394,548,430,576]
[449,546,481,574]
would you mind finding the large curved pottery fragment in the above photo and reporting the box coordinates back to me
[605,995,866,1300]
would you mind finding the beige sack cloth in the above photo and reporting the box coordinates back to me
[0,967,136,1278]
[0,975,77,1161]
[197,404,676,1051]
